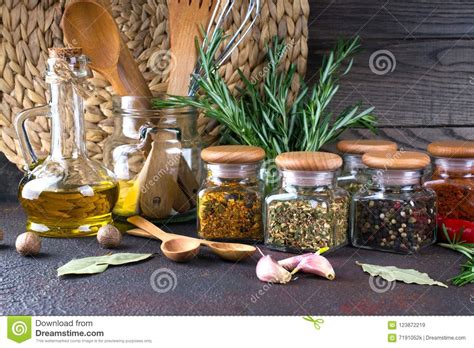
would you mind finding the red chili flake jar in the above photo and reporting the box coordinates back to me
[424,141,474,240]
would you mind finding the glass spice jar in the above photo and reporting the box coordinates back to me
[424,141,474,234]
[337,140,398,194]
[197,145,265,242]
[103,96,201,223]
[265,152,350,253]
[351,151,437,254]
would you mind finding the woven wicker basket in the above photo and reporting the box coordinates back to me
[0,0,309,168]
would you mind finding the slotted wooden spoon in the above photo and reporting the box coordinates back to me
[136,0,216,218]
[167,0,217,96]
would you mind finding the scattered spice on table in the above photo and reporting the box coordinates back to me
[198,184,262,240]
[352,197,436,253]
[266,196,349,252]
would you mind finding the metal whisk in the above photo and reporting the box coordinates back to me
[188,0,261,96]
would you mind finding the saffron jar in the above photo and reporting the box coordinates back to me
[337,139,398,194]
[351,151,437,254]
[265,152,350,253]
[424,141,474,237]
[198,145,265,242]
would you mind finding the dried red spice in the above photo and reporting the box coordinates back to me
[425,170,474,237]
[425,140,474,241]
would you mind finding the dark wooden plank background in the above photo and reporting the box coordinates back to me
[1,0,473,198]
[308,0,474,128]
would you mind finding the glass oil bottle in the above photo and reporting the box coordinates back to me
[15,48,118,237]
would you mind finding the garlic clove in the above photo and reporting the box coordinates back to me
[278,247,329,270]
[256,254,292,284]
[292,254,335,280]
[278,253,313,270]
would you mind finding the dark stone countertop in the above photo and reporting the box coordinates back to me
[0,200,472,316]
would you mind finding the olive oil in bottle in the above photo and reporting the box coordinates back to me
[15,48,118,237]
[19,181,118,237]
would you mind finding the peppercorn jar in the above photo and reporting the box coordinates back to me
[265,152,350,253]
[198,145,265,242]
[337,140,398,194]
[424,141,474,237]
[351,151,436,254]
[103,96,201,223]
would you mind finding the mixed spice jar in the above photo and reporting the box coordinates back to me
[197,145,265,242]
[337,140,398,194]
[424,141,474,235]
[351,151,437,254]
[265,152,350,253]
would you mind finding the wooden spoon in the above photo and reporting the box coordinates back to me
[127,216,256,262]
[128,216,199,262]
[135,0,217,216]
[64,1,195,218]
[62,0,151,96]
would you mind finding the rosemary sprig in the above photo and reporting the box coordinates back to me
[438,225,474,286]
[154,31,376,158]
[438,225,474,259]
[450,259,474,286]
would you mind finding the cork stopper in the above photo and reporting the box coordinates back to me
[276,151,343,171]
[201,145,265,164]
[427,140,474,158]
[362,151,430,170]
[337,139,398,154]
[48,47,83,59]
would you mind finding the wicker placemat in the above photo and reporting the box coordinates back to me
[0,0,309,168]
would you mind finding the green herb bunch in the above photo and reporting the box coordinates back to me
[439,225,474,286]
[154,31,377,158]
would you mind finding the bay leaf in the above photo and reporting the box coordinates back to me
[58,253,153,276]
[356,261,448,288]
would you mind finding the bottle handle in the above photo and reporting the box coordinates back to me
[14,105,51,171]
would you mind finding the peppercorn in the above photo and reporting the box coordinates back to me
[351,197,436,254]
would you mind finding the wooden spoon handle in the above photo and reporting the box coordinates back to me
[127,228,159,239]
[127,216,171,242]
[101,67,129,96]
[93,0,152,97]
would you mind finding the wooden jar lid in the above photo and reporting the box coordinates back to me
[336,139,398,154]
[427,140,474,158]
[201,145,265,164]
[362,151,430,169]
[275,151,343,171]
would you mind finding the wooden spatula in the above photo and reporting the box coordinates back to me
[137,0,215,217]
[167,0,217,96]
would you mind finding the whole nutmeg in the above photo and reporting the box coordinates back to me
[16,232,41,256]
[97,224,122,248]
